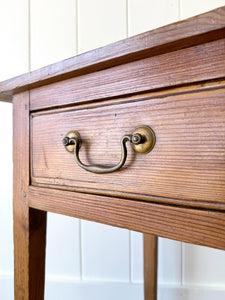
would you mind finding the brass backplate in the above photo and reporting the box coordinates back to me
[131,126,156,154]
[64,130,81,153]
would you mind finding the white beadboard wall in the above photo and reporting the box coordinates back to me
[0,1,225,299]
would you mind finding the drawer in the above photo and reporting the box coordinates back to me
[31,85,225,210]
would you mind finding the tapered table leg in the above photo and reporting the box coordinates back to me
[144,234,158,300]
[13,92,47,299]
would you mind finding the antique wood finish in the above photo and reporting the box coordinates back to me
[144,234,158,300]
[1,5,224,299]
[31,86,225,210]
[0,6,225,103]
[13,92,46,300]
[28,186,225,250]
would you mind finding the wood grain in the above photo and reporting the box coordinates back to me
[30,38,225,111]
[144,234,158,300]
[13,92,46,300]
[31,87,225,209]
[10,7,225,299]
[0,5,225,102]
[28,186,225,250]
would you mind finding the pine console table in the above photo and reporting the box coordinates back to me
[0,6,225,299]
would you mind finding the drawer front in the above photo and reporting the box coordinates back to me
[31,86,225,209]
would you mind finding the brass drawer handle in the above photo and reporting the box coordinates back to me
[62,126,155,174]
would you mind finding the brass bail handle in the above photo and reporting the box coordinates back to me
[62,126,156,174]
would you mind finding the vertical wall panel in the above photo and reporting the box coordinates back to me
[128,0,179,36]
[158,238,181,284]
[0,104,13,274]
[77,0,127,54]
[131,232,144,283]
[183,243,225,286]
[30,0,77,71]
[180,0,225,19]
[82,221,130,282]
[0,0,28,80]
[45,213,80,279]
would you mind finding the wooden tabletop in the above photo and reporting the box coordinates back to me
[0,5,225,103]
